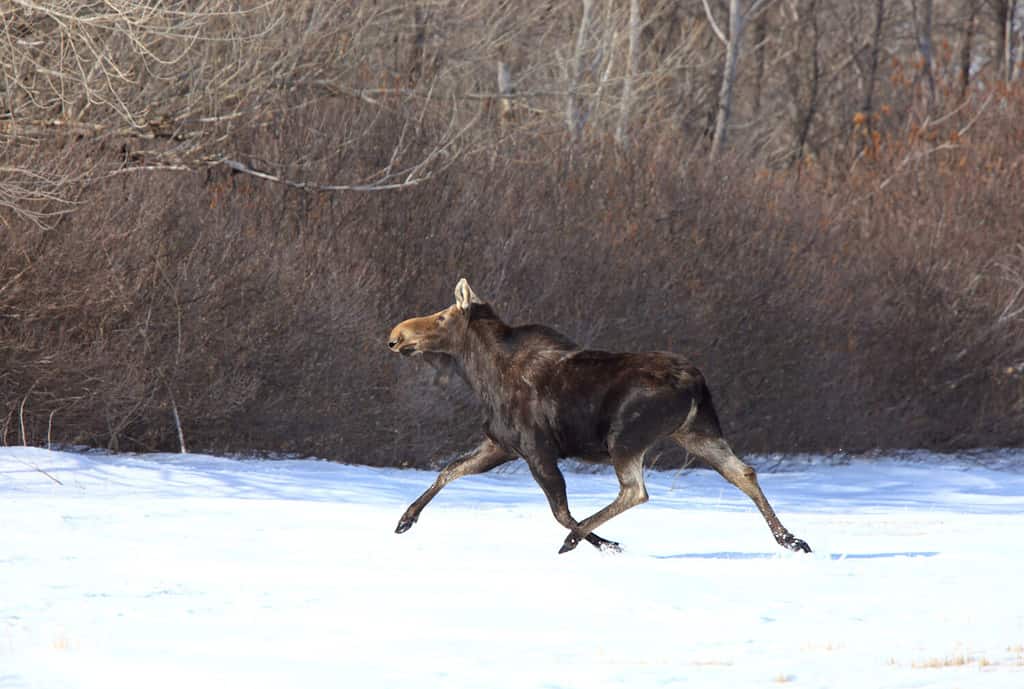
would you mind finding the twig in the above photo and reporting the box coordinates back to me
[217,107,478,193]
[700,0,728,45]
[878,143,960,190]
[101,164,192,178]
[16,459,64,486]
[218,157,433,191]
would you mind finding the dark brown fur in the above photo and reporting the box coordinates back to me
[388,279,810,554]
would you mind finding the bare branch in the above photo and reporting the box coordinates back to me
[217,103,479,193]
[13,458,64,486]
[701,0,729,45]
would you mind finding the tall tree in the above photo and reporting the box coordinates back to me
[864,0,888,117]
[702,0,779,158]
[615,0,642,147]
[959,0,979,100]
[910,0,937,114]
[566,0,595,142]
[790,0,822,165]
[1005,0,1020,80]
[989,0,1020,81]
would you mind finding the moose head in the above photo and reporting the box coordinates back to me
[387,278,483,358]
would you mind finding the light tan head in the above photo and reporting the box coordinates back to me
[387,278,483,356]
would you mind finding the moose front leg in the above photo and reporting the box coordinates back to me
[559,452,648,554]
[395,438,513,534]
[526,456,622,553]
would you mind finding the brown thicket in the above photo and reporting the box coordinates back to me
[1,1,1022,465]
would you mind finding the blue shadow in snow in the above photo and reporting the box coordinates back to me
[654,551,940,560]
[827,551,940,560]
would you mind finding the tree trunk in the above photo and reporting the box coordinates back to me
[409,5,426,85]
[1005,0,1019,81]
[752,15,767,115]
[567,0,595,142]
[958,0,977,100]
[616,0,642,147]
[792,0,821,165]
[992,0,1018,81]
[710,0,746,159]
[497,60,515,125]
[864,0,887,117]
[911,0,936,114]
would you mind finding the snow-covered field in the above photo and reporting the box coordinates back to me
[2,447,1023,688]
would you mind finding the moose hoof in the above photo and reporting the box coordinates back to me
[558,533,582,554]
[585,534,622,553]
[779,534,811,553]
[395,514,417,534]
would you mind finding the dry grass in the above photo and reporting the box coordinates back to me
[51,632,74,652]
[801,641,844,652]
[911,654,974,668]
[887,648,1024,669]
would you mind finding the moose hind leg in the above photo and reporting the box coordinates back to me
[559,453,648,554]
[676,433,811,553]
[395,438,513,534]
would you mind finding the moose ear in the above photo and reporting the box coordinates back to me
[454,278,481,311]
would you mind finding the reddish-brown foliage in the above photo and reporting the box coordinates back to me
[2,87,1022,465]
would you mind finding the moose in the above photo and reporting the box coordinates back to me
[387,279,811,555]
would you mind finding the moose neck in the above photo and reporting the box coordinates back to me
[452,304,512,414]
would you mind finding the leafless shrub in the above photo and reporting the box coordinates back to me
[1,1,1022,464]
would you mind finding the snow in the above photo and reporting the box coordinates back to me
[2,447,1024,688]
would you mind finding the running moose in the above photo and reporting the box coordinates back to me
[387,279,810,554]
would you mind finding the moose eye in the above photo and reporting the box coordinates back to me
[437,315,446,323]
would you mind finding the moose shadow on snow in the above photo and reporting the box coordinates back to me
[654,551,940,560]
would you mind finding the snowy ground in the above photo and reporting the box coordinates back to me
[2,447,1024,689]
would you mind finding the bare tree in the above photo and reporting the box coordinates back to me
[615,0,642,147]
[0,1,471,225]
[566,0,596,141]
[702,0,779,158]
[751,13,768,115]
[789,0,822,164]
[958,0,979,100]
[865,0,888,117]
[909,0,938,113]
[986,0,1019,81]
[3,0,1022,217]
[1004,0,1020,80]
